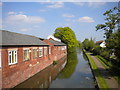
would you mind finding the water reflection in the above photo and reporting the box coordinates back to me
[58,49,78,79]
[14,57,67,88]
[49,48,95,88]
[14,48,95,88]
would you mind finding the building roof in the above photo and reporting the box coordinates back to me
[0,30,49,46]
[96,40,104,45]
[48,39,66,46]
[47,35,61,42]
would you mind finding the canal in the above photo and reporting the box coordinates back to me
[15,49,95,88]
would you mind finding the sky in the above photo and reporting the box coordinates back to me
[1,1,118,42]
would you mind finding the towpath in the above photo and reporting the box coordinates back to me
[88,53,119,89]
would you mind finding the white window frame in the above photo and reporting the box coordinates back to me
[23,49,30,61]
[39,48,43,57]
[8,50,17,65]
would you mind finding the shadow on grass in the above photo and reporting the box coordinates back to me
[89,53,119,79]
[92,67,115,79]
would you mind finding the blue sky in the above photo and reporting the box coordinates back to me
[1,2,118,41]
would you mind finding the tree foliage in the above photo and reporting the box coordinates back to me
[96,5,120,63]
[58,49,78,79]
[82,38,95,51]
[96,7,118,39]
[54,27,78,51]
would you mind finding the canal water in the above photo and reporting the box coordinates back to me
[15,49,95,88]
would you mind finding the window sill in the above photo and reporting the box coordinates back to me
[24,59,30,62]
[39,56,43,58]
[9,62,18,66]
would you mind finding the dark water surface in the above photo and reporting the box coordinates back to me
[15,49,95,88]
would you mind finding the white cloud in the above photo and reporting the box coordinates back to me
[3,13,46,32]
[6,14,45,24]
[8,11,24,15]
[62,14,75,18]
[20,28,30,32]
[47,2,64,8]
[77,16,95,23]
[73,2,84,6]
[8,11,16,15]
[88,2,106,7]
[73,2,106,7]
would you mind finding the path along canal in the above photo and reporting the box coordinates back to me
[15,49,95,88]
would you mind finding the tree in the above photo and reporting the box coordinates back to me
[58,51,78,79]
[82,38,95,51]
[92,45,102,55]
[78,40,83,48]
[96,5,120,63]
[82,38,89,51]
[54,27,78,51]
[96,7,118,40]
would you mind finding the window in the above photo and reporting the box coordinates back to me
[24,49,30,61]
[8,50,17,65]
[44,47,47,56]
[49,47,51,54]
[33,49,37,59]
[39,48,43,57]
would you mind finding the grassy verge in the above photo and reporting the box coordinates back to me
[96,56,112,67]
[83,50,109,89]
[95,56,109,69]
[96,55,120,84]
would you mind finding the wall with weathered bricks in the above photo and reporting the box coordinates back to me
[1,45,67,88]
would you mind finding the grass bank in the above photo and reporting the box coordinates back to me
[96,55,120,84]
[83,50,109,89]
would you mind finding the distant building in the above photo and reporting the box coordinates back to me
[47,35,61,42]
[96,40,106,48]
[0,30,67,88]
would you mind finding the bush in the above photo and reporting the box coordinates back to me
[82,38,95,52]
[53,61,57,65]
[100,50,110,60]
[92,45,101,55]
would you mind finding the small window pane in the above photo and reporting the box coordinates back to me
[39,48,43,57]
[33,49,37,59]
[12,51,14,63]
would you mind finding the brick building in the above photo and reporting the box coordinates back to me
[43,38,67,61]
[0,30,67,88]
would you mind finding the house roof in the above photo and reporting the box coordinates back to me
[47,35,61,42]
[96,40,104,45]
[48,40,66,46]
[0,30,49,46]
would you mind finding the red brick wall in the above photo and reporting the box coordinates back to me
[43,40,67,61]
[1,45,67,88]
